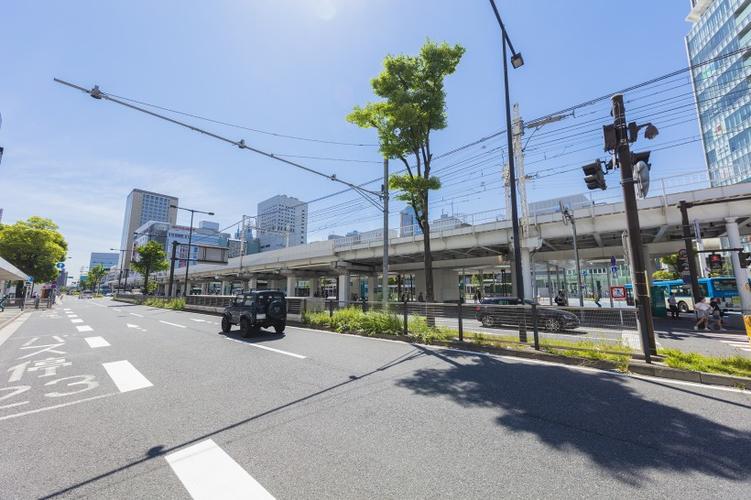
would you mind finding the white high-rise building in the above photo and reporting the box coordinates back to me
[119,189,178,267]
[257,195,308,251]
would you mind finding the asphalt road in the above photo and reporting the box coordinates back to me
[1,298,751,499]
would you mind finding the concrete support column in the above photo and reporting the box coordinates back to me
[367,275,378,302]
[221,280,229,295]
[521,247,533,300]
[286,276,297,297]
[645,255,657,286]
[248,276,257,291]
[725,218,751,313]
[338,273,351,307]
[308,279,316,297]
[200,282,208,294]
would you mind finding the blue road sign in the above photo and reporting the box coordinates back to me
[56,262,65,270]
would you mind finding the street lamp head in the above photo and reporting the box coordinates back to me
[208,212,215,216]
[511,52,524,69]
[170,204,178,209]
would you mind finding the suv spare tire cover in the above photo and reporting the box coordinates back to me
[268,299,284,318]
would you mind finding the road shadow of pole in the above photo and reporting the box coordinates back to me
[397,346,751,486]
[38,348,428,499]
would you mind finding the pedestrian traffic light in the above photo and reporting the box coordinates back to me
[582,160,606,190]
[739,250,751,268]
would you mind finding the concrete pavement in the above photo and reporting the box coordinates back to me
[1,298,750,499]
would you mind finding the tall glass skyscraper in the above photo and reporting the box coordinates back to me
[686,0,751,186]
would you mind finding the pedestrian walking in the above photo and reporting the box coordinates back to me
[593,289,602,308]
[667,293,679,319]
[417,292,424,302]
[693,297,710,331]
[709,297,727,331]
[554,290,567,306]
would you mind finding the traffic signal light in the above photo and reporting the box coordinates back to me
[583,160,606,190]
[631,150,651,165]
[739,250,751,268]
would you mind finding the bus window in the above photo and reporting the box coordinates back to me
[698,283,708,297]
[669,285,691,297]
[711,278,737,293]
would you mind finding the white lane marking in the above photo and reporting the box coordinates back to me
[129,312,144,318]
[0,314,31,349]
[160,320,186,329]
[52,335,64,342]
[190,318,206,323]
[84,336,110,348]
[165,439,275,500]
[0,393,117,422]
[71,319,84,324]
[225,337,307,359]
[126,323,140,329]
[22,336,39,347]
[76,325,93,332]
[102,360,153,393]
[63,308,71,311]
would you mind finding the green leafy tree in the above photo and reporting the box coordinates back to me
[130,240,168,295]
[347,40,465,301]
[87,264,107,294]
[659,254,680,275]
[652,270,677,281]
[0,217,67,293]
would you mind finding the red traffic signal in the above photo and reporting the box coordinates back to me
[582,161,606,190]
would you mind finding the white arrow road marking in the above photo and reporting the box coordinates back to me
[159,320,186,329]
[76,325,93,332]
[166,439,275,500]
[52,336,64,342]
[84,336,110,348]
[102,361,153,393]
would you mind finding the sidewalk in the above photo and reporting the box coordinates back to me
[0,308,26,330]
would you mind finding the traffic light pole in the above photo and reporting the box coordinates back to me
[612,94,656,361]
[679,200,702,301]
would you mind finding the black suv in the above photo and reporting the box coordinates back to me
[221,291,287,337]
[473,297,580,332]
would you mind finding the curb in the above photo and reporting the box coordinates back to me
[293,323,751,390]
[0,309,26,331]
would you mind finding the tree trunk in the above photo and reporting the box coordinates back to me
[423,221,435,302]
[143,267,150,297]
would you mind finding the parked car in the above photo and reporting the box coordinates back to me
[221,291,287,337]
[474,297,580,332]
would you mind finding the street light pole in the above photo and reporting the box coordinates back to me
[488,0,525,302]
[171,204,215,297]
[110,247,127,294]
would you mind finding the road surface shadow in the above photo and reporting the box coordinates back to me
[221,329,287,343]
[397,347,751,486]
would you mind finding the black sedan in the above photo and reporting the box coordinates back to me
[473,297,580,332]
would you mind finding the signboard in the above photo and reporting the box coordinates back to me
[706,253,723,272]
[55,262,65,270]
[610,256,618,275]
[610,286,626,301]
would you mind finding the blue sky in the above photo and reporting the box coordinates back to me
[0,0,705,277]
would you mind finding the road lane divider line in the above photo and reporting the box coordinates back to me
[76,325,93,332]
[165,439,275,500]
[84,336,110,348]
[21,336,39,347]
[129,312,144,317]
[0,392,118,422]
[159,320,186,328]
[224,337,307,359]
[102,360,153,393]
[0,314,31,349]
[71,319,84,324]
[52,335,64,342]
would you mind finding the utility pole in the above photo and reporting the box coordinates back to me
[512,104,529,238]
[611,94,656,360]
[382,158,390,309]
[168,240,178,297]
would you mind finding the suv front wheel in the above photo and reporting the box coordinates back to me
[274,322,285,334]
[221,315,232,333]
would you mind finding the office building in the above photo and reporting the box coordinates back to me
[133,220,230,268]
[400,206,422,237]
[257,195,307,251]
[119,189,178,267]
[686,0,751,186]
[89,252,119,271]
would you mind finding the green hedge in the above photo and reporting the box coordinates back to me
[143,297,185,310]
[303,307,452,344]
